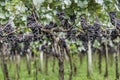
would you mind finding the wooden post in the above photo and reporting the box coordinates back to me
[1,43,10,80]
[115,44,119,80]
[104,40,108,79]
[87,40,92,77]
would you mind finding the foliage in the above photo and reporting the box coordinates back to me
[0,0,119,48]
[0,0,119,25]
[0,1,120,80]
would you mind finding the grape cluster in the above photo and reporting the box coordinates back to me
[59,38,67,48]
[8,35,23,55]
[3,23,14,34]
[45,22,57,29]
[110,29,118,40]
[57,12,72,29]
[93,18,101,31]
[66,29,77,41]
[77,32,88,42]
[57,12,65,21]
[27,13,42,41]
[109,12,120,40]
[23,34,33,53]
[9,33,25,55]
[44,22,57,39]
[87,26,96,41]
[109,12,116,25]
[80,15,88,31]
[16,31,24,43]
[23,34,33,42]
[93,18,103,42]
[76,32,88,50]
[79,15,94,42]
[10,40,20,55]
[2,23,16,43]
[80,16,103,42]
[109,12,120,30]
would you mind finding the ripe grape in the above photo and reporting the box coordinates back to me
[110,29,118,40]
[80,15,89,31]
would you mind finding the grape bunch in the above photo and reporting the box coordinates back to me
[57,11,65,21]
[77,32,88,42]
[8,33,24,55]
[45,21,57,29]
[10,39,20,55]
[80,15,103,43]
[3,23,14,34]
[93,18,101,31]
[57,12,72,29]
[59,38,67,48]
[110,29,119,40]
[93,18,103,42]
[87,26,96,42]
[3,22,16,43]
[80,15,95,42]
[27,13,42,41]
[23,34,33,53]
[66,29,77,41]
[78,15,89,41]
[109,12,120,40]
[109,12,120,30]
[76,32,88,50]
[44,22,57,39]
[16,31,24,43]
[80,15,88,31]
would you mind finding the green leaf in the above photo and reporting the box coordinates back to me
[33,0,44,8]
[93,40,100,49]
[0,13,5,19]
[49,1,62,9]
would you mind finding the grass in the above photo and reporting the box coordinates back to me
[0,54,118,80]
